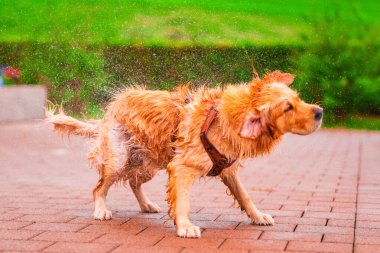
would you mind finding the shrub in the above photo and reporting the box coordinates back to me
[0,43,109,113]
[293,16,380,121]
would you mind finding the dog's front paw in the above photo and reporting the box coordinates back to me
[252,212,274,226]
[93,208,112,220]
[140,202,162,213]
[177,224,201,238]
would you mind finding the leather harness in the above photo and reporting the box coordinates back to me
[201,107,236,176]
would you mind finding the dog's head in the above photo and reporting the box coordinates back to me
[239,70,323,139]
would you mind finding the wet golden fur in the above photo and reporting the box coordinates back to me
[47,70,322,238]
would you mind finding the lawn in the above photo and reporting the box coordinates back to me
[1,0,379,46]
[1,0,380,130]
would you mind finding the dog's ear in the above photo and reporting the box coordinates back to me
[239,110,267,139]
[263,70,295,86]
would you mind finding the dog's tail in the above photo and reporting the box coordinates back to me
[45,105,99,138]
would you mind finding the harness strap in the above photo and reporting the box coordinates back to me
[200,107,236,176]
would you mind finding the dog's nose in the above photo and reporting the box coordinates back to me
[314,107,323,121]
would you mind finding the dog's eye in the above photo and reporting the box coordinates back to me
[284,103,293,113]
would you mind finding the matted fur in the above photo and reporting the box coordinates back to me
[46,70,322,238]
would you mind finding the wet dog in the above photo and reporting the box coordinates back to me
[47,70,322,238]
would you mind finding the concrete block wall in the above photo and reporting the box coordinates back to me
[0,85,47,121]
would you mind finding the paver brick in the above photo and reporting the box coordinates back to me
[43,242,118,253]
[287,241,352,253]
[157,237,224,248]
[220,239,287,251]
[354,235,380,245]
[296,225,354,235]
[94,233,163,246]
[1,122,380,253]
[355,244,380,253]
[0,229,43,240]
[0,239,53,252]
[236,223,295,232]
[16,214,76,223]
[23,222,87,232]
[32,231,104,243]
[112,246,183,253]
[323,234,354,244]
[260,231,322,241]
[202,229,261,239]
[0,221,33,230]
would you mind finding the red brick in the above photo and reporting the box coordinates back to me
[182,248,248,253]
[123,217,174,228]
[43,242,118,253]
[188,213,221,221]
[24,222,87,232]
[17,214,76,223]
[0,213,24,221]
[334,196,356,202]
[191,220,239,230]
[281,205,331,212]
[260,231,322,241]
[79,224,146,234]
[303,211,355,220]
[327,218,355,227]
[356,220,380,229]
[275,216,327,226]
[287,241,352,253]
[355,235,380,245]
[0,221,33,230]
[157,237,223,248]
[331,207,356,213]
[355,244,380,253]
[220,239,287,251]
[68,216,128,225]
[198,207,242,215]
[355,228,380,237]
[0,239,53,252]
[323,233,354,243]
[138,226,176,237]
[296,225,354,235]
[0,229,42,240]
[95,233,162,246]
[202,229,261,239]
[32,231,104,243]
[112,246,183,253]
[236,222,295,232]
[113,210,166,220]
[44,198,91,204]
[263,210,303,217]
[357,213,380,221]
[10,208,64,215]
[58,209,94,216]
[216,214,248,222]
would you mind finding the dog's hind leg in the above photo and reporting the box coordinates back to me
[220,167,274,226]
[92,171,117,220]
[90,122,127,220]
[129,162,161,213]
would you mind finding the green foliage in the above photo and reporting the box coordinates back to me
[1,1,380,129]
[0,43,108,113]
[293,16,380,119]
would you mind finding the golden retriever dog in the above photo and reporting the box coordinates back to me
[47,70,323,238]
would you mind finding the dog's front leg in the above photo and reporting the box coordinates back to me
[220,169,274,225]
[167,162,201,238]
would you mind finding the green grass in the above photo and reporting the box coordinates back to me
[1,0,379,46]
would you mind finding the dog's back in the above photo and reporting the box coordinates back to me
[108,86,190,164]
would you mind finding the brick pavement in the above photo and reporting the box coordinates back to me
[0,121,379,253]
